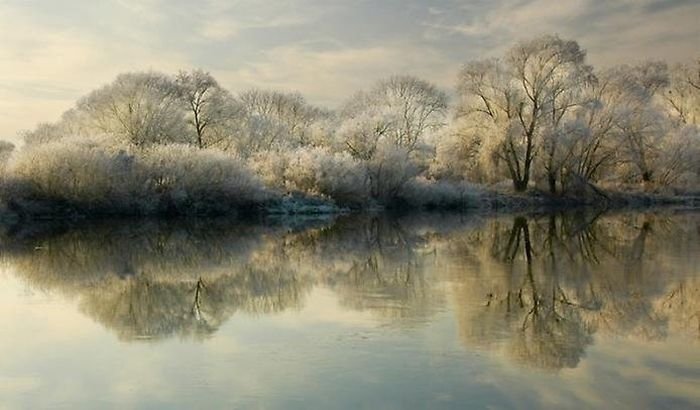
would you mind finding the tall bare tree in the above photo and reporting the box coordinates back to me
[457,35,594,192]
[175,69,235,149]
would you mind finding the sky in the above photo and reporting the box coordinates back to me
[1,0,699,144]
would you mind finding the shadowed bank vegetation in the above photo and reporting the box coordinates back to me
[1,35,699,217]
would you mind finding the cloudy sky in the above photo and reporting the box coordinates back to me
[1,0,699,143]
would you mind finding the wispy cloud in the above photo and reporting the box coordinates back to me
[215,44,456,107]
[421,0,700,63]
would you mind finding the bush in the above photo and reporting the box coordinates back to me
[247,150,289,190]
[284,147,368,205]
[3,140,268,216]
[367,145,420,203]
[139,144,269,213]
[248,147,369,206]
[398,177,479,209]
[7,139,127,207]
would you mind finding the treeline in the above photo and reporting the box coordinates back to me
[1,34,699,216]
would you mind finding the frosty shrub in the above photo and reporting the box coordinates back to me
[139,144,269,213]
[283,147,369,205]
[367,145,421,203]
[4,140,267,215]
[6,139,130,209]
[247,147,368,205]
[0,140,14,168]
[246,150,290,190]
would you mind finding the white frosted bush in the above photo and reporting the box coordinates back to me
[246,150,290,190]
[283,147,368,204]
[4,140,267,215]
[7,139,128,206]
[140,144,267,211]
[0,140,14,173]
[367,145,420,202]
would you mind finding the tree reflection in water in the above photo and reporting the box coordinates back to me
[449,211,699,370]
[1,211,698,368]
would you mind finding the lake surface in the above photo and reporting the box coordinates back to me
[1,210,699,409]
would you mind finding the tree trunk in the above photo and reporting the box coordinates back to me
[196,131,203,149]
[513,178,528,192]
[548,173,557,194]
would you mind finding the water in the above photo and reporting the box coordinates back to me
[1,211,699,409]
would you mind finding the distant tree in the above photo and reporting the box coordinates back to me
[337,75,447,201]
[665,59,700,125]
[556,67,638,189]
[0,140,15,155]
[21,122,62,146]
[21,108,94,146]
[449,59,516,183]
[233,89,323,154]
[337,98,395,161]
[77,72,187,147]
[0,140,14,171]
[609,62,671,184]
[175,69,235,149]
[339,75,448,159]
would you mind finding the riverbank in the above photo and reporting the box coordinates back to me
[2,183,699,225]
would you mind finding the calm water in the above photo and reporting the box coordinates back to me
[1,211,699,409]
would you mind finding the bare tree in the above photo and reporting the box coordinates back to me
[665,59,700,125]
[340,75,448,158]
[175,69,235,149]
[235,88,323,152]
[457,35,594,192]
[337,76,446,201]
[0,140,14,173]
[556,68,629,190]
[610,62,671,184]
[77,72,187,147]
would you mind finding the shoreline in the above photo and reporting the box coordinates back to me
[2,189,699,226]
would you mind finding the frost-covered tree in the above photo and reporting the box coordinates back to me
[665,59,700,125]
[21,108,94,146]
[457,35,594,192]
[283,147,369,204]
[339,75,448,159]
[175,69,235,149]
[0,140,14,175]
[653,125,700,186]
[0,140,14,160]
[232,89,324,155]
[510,36,594,193]
[447,60,515,183]
[337,76,447,202]
[609,62,671,184]
[337,100,394,161]
[553,68,631,190]
[555,61,699,190]
[77,72,187,147]
[372,75,449,151]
